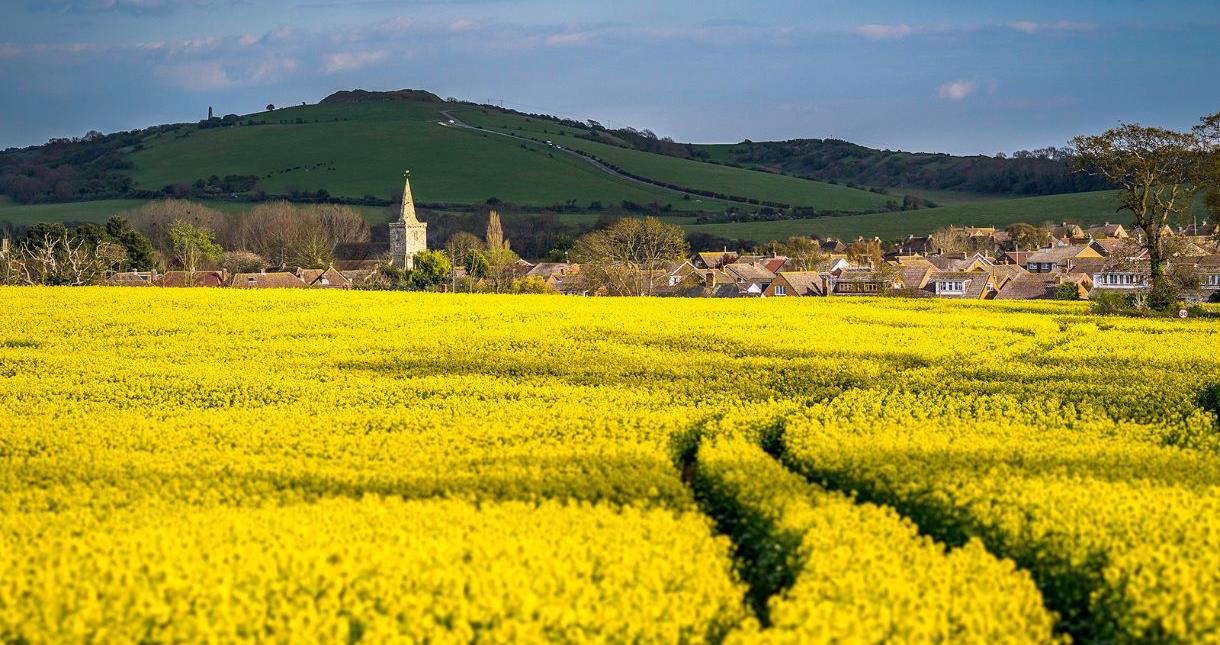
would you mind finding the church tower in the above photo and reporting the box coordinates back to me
[389,170,427,270]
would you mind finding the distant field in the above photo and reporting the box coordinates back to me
[125,102,721,212]
[0,197,396,227]
[682,190,1128,241]
[0,198,151,227]
[449,108,894,212]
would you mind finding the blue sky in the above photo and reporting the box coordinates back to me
[1,0,1218,154]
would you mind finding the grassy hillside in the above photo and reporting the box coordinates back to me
[682,190,1129,241]
[127,101,719,212]
[447,107,894,212]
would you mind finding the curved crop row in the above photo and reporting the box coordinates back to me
[780,389,1220,642]
[691,429,1056,643]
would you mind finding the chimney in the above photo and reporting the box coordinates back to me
[1,237,8,255]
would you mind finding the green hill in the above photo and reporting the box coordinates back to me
[0,89,1171,246]
[684,190,1129,242]
[126,100,717,210]
[444,106,894,212]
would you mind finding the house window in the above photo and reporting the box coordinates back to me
[775,285,787,296]
[247,277,256,285]
[937,281,965,295]
[320,278,330,286]
[1206,274,1220,287]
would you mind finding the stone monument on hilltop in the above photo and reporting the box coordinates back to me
[389,170,428,270]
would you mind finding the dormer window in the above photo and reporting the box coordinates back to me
[936,280,966,295]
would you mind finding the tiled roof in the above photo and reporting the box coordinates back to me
[773,271,824,296]
[1027,246,1094,264]
[232,272,307,288]
[724,262,775,283]
[156,271,225,287]
[994,274,1060,300]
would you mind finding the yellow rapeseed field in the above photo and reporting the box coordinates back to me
[1,287,1218,643]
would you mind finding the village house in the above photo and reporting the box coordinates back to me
[996,251,1031,266]
[1085,222,1128,239]
[231,272,307,289]
[897,235,938,256]
[820,239,847,254]
[995,272,1089,300]
[762,271,825,297]
[1200,256,1220,294]
[925,271,999,299]
[694,250,738,269]
[826,267,901,295]
[1049,222,1086,241]
[723,262,775,295]
[1025,245,1102,273]
[298,267,352,289]
[155,271,226,287]
[106,271,157,286]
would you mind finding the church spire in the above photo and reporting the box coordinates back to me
[400,170,418,223]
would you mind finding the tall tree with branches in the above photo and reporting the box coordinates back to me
[1071,113,1220,282]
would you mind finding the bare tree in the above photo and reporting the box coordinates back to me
[238,201,299,267]
[445,231,484,265]
[759,236,826,271]
[11,230,125,286]
[1071,113,1220,281]
[929,227,970,255]
[571,217,687,296]
[125,200,231,258]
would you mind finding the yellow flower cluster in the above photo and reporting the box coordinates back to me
[0,498,747,643]
[695,432,1057,643]
[781,389,1220,642]
[1,287,1218,642]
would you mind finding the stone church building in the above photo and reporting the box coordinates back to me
[389,171,428,269]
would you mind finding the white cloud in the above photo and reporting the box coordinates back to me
[544,32,594,47]
[937,79,977,101]
[323,50,387,74]
[1007,20,1096,34]
[153,61,233,90]
[854,24,913,40]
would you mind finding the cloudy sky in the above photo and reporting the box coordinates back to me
[2,0,1218,154]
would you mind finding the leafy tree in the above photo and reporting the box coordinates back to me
[844,237,884,268]
[106,215,156,270]
[545,234,575,262]
[1006,223,1052,252]
[169,220,222,276]
[266,104,275,111]
[483,247,520,293]
[511,276,557,294]
[485,210,509,251]
[1054,282,1082,300]
[464,249,490,280]
[1071,113,1220,287]
[409,250,452,290]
